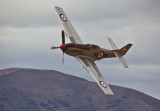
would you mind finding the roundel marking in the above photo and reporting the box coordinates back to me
[60,14,67,21]
[121,48,126,53]
[123,48,126,52]
[99,81,107,88]
[98,52,104,58]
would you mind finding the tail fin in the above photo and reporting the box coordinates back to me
[119,43,132,55]
[107,37,132,68]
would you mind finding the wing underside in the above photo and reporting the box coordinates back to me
[76,56,114,95]
[54,6,83,44]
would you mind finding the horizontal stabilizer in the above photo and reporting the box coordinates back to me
[107,37,132,68]
[113,51,129,68]
[107,37,118,49]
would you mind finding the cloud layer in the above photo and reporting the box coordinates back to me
[0,0,160,99]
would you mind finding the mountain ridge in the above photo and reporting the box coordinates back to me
[0,68,160,111]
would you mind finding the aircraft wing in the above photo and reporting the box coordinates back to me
[55,6,83,44]
[75,56,114,95]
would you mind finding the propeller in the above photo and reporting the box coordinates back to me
[50,46,60,49]
[61,30,65,64]
[62,30,65,44]
[62,52,64,64]
[51,30,66,64]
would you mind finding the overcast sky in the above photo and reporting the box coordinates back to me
[0,0,160,99]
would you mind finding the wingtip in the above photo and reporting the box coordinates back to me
[54,5,62,9]
[107,37,111,40]
[106,92,114,96]
[54,5,59,8]
[109,94,114,96]
[125,66,129,68]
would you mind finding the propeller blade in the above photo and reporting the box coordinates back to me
[51,47,60,49]
[62,52,64,64]
[62,30,65,44]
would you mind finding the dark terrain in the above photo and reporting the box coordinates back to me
[0,68,160,111]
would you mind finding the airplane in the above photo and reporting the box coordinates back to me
[51,6,132,95]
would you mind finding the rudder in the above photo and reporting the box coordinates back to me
[120,43,132,55]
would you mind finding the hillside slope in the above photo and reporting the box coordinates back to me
[0,68,160,111]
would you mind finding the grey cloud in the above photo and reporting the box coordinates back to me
[0,0,58,27]
[0,0,160,99]
[62,0,160,24]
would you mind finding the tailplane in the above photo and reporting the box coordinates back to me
[107,37,132,68]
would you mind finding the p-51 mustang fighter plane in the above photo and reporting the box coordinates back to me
[51,6,132,95]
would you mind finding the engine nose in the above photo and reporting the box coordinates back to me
[60,44,66,51]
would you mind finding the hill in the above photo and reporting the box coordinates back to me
[0,68,160,111]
